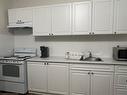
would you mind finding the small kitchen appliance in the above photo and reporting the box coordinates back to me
[0,48,36,94]
[40,46,49,58]
[113,45,127,61]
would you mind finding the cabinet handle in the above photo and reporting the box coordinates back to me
[92,32,94,35]
[88,72,90,74]
[114,32,117,34]
[89,32,91,35]
[91,72,94,75]
[47,63,49,65]
[44,63,46,65]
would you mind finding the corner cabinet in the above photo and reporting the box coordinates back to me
[92,0,113,34]
[72,1,92,35]
[70,64,114,95]
[27,62,69,95]
[114,0,127,34]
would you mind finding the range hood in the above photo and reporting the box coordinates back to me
[7,22,32,28]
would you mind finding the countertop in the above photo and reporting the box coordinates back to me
[27,56,127,65]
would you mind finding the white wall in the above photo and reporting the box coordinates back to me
[11,0,127,58]
[0,0,14,56]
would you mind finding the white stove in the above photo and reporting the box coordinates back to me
[0,48,36,94]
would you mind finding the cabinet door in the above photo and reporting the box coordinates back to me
[51,4,71,35]
[27,62,47,92]
[8,8,32,24]
[92,0,113,34]
[91,72,113,95]
[47,63,69,95]
[114,0,127,34]
[73,1,92,35]
[70,70,90,95]
[33,6,51,36]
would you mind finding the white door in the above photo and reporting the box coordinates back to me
[70,70,90,95]
[47,63,69,95]
[27,62,47,92]
[114,0,127,34]
[92,0,113,34]
[72,1,92,35]
[33,6,51,36]
[91,71,113,95]
[51,4,71,35]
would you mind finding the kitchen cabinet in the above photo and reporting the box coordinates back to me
[72,1,92,35]
[70,70,90,95]
[33,3,71,36]
[8,8,33,28]
[114,0,127,34]
[92,0,113,34]
[27,62,69,95]
[51,4,71,35]
[70,64,114,95]
[47,63,69,95]
[33,6,51,36]
[91,71,113,95]
[114,66,127,95]
[27,62,47,92]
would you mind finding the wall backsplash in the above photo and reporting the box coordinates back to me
[11,0,127,58]
[14,29,127,58]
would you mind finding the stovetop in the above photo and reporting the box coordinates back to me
[0,56,33,64]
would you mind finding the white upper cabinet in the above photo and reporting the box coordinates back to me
[92,0,113,34]
[33,6,51,36]
[72,1,92,35]
[114,0,127,34]
[51,4,71,35]
[8,8,33,28]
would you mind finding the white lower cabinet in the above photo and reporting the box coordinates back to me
[70,71,90,95]
[47,63,69,95]
[70,64,114,95]
[27,62,47,92]
[114,66,127,95]
[27,62,69,95]
[91,71,113,95]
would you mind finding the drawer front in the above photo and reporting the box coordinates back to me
[115,74,127,89]
[115,89,127,95]
[70,64,114,72]
[115,66,127,73]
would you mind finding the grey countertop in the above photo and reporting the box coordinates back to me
[27,56,127,65]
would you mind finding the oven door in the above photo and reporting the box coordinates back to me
[0,63,25,83]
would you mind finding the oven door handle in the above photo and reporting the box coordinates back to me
[0,63,23,65]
